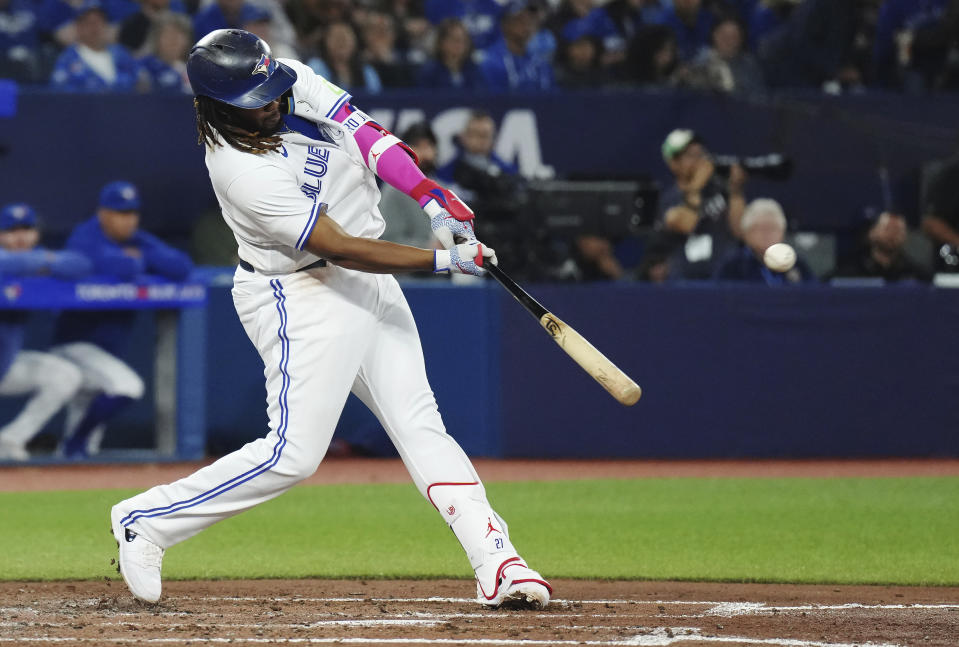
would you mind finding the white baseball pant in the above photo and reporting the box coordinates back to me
[113,266,521,575]
[0,351,83,447]
[50,341,145,447]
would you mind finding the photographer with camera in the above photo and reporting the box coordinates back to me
[648,129,794,281]
[653,128,747,280]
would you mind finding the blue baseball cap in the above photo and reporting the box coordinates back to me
[0,203,37,230]
[75,0,107,17]
[99,181,141,211]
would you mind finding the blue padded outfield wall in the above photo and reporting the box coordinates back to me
[204,281,957,459]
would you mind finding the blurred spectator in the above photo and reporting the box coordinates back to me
[241,4,298,59]
[50,1,144,92]
[306,20,382,92]
[556,25,606,87]
[713,198,816,284]
[623,23,680,84]
[416,17,485,90]
[873,0,949,91]
[525,0,558,63]
[831,211,932,283]
[424,0,503,49]
[437,111,531,263]
[635,234,674,282]
[359,9,415,87]
[0,0,42,81]
[656,128,747,280]
[284,0,349,55]
[921,153,959,272]
[549,0,625,65]
[245,0,299,59]
[51,180,193,459]
[650,0,714,61]
[748,0,796,50]
[383,0,432,65]
[193,0,265,40]
[478,1,555,91]
[603,0,646,42]
[379,122,440,249]
[758,0,862,91]
[118,0,188,54]
[0,204,90,462]
[572,234,625,281]
[38,0,138,47]
[139,11,192,92]
[437,110,518,190]
[682,14,764,94]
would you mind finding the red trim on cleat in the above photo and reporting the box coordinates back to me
[478,557,524,601]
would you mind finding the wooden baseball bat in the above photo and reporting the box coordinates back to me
[486,263,641,406]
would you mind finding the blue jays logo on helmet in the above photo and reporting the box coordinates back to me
[252,53,272,77]
[188,29,297,108]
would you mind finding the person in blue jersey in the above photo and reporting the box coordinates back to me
[193,0,264,42]
[118,0,188,53]
[477,0,554,91]
[50,181,193,459]
[648,0,714,62]
[139,12,192,93]
[306,20,382,93]
[0,0,41,81]
[0,204,90,462]
[424,0,505,50]
[49,0,143,92]
[417,18,485,90]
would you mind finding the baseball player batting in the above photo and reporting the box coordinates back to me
[110,29,551,610]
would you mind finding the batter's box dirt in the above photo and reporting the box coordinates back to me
[1,579,957,646]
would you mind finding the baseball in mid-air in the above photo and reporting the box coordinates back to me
[763,243,797,273]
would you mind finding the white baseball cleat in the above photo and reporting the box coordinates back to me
[476,557,552,609]
[110,506,164,603]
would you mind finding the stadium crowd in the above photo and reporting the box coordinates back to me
[2,0,959,95]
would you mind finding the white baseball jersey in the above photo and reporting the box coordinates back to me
[206,59,384,274]
[111,60,549,608]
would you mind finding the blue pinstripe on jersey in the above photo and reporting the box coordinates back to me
[295,200,326,251]
[119,279,293,527]
[325,92,351,118]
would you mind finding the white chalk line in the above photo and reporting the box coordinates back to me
[185,596,959,613]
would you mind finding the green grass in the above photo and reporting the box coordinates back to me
[1,478,958,585]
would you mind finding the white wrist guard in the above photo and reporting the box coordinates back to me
[433,249,452,273]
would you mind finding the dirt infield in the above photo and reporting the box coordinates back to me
[2,459,958,645]
[1,579,958,646]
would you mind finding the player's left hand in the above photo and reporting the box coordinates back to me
[422,187,476,249]
[433,240,497,277]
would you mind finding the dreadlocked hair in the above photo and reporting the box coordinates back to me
[194,95,284,155]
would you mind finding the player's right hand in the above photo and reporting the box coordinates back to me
[433,240,497,277]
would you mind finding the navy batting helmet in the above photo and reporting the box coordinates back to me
[187,29,296,109]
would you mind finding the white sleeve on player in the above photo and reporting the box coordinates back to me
[280,58,352,122]
[226,165,324,251]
